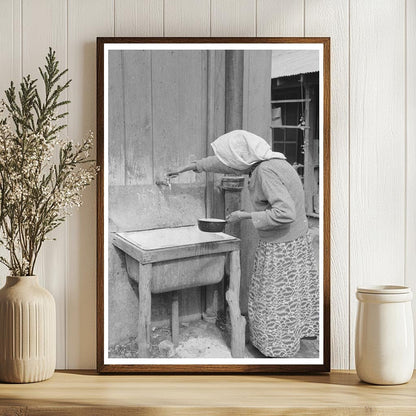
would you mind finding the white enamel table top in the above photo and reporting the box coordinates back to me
[116,225,236,251]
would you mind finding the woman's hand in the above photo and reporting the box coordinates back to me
[226,210,252,223]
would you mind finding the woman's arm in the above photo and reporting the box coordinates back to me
[226,210,252,223]
[251,165,296,230]
[166,162,197,176]
[167,156,243,176]
[195,156,243,174]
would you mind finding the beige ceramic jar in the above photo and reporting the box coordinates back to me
[0,276,56,383]
[355,285,414,385]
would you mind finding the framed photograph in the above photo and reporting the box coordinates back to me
[97,37,330,373]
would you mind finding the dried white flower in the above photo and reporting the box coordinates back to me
[0,49,97,276]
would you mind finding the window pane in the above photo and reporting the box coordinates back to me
[285,103,300,125]
[286,129,297,142]
[273,142,285,154]
[284,143,297,164]
[272,128,284,142]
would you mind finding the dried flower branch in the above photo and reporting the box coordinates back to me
[0,48,97,276]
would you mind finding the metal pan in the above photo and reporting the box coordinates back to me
[197,218,226,233]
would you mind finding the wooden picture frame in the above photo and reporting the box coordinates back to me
[97,37,330,373]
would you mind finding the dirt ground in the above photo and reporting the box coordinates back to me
[109,317,319,359]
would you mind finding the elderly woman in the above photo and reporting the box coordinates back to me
[168,130,319,358]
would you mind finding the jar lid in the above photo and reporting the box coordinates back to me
[357,285,411,294]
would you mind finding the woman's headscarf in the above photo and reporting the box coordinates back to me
[210,130,286,171]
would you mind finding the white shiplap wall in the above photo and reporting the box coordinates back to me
[0,0,414,370]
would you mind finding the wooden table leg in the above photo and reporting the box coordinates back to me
[203,284,219,323]
[138,263,152,358]
[226,250,246,358]
[171,291,179,347]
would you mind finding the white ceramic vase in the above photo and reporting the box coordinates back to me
[355,285,414,385]
[0,276,56,383]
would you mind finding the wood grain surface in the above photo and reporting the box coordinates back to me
[211,0,256,37]
[257,0,304,37]
[114,0,163,37]
[164,0,211,37]
[22,0,68,369]
[67,0,114,371]
[406,0,416,366]
[349,0,406,369]
[0,371,415,415]
[0,0,413,371]
[305,0,350,372]
[96,37,330,373]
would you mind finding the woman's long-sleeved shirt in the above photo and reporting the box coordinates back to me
[195,156,308,243]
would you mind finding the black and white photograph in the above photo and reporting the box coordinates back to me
[97,39,330,373]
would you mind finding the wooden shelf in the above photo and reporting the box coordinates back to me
[271,125,310,129]
[0,370,415,415]
[271,99,312,103]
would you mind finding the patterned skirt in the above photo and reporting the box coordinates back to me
[248,232,319,358]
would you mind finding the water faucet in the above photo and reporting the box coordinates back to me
[155,177,170,187]
[155,174,178,189]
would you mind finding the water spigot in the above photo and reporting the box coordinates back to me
[155,174,178,189]
[155,177,171,187]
